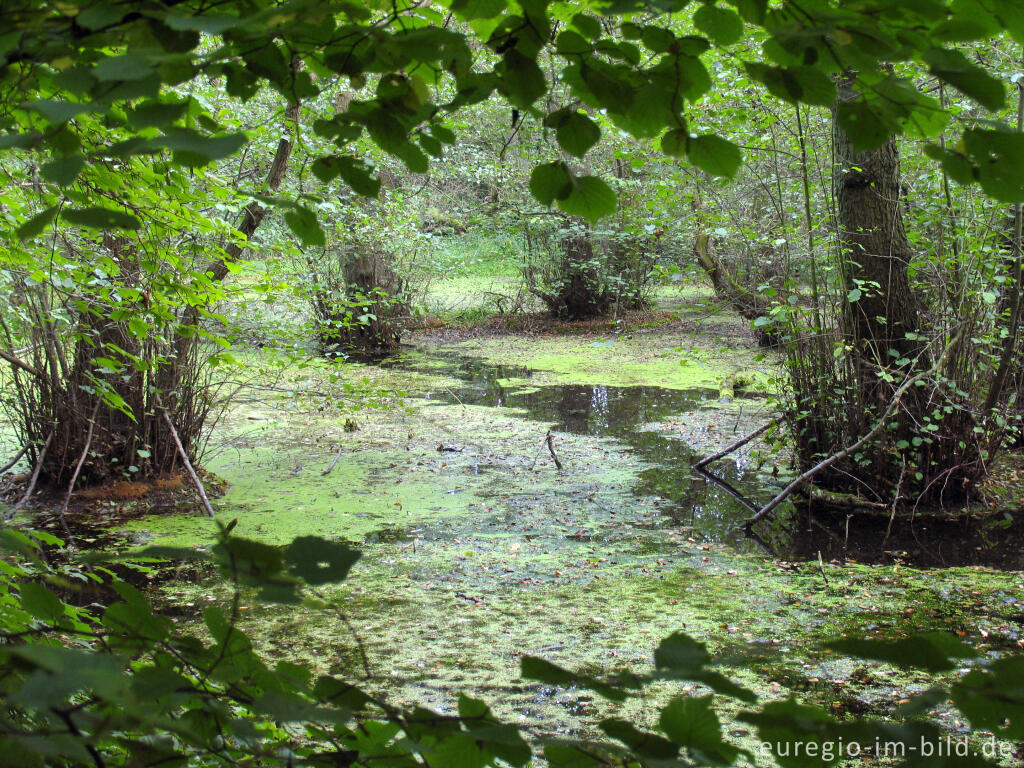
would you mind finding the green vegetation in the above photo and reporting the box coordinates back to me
[2,0,1024,765]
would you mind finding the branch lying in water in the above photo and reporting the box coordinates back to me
[745,330,962,527]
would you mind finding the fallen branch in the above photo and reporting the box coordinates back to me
[745,332,961,527]
[803,486,888,512]
[322,443,345,476]
[157,396,215,518]
[693,418,778,469]
[545,431,563,471]
[5,430,53,520]
[0,445,28,475]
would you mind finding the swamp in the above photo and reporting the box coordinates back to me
[2,1,1024,766]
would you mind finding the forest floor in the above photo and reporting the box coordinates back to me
[6,274,1024,764]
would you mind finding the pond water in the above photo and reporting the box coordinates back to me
[127,346,1024,745]
[384,350,1024,570]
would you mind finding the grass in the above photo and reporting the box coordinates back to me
[430,228,522,278]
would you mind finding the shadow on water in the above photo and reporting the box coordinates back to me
[383,350,1024,569]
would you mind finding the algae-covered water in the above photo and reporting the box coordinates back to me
[117,341,1024,759]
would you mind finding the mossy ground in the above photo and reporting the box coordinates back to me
[412,283,778,393]
[36,275,1024,764]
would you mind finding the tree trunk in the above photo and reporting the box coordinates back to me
[792,70,981,506]
[693,232,779,347]
[833,71,925,380]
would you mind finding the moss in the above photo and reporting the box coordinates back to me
[421,328,779,393]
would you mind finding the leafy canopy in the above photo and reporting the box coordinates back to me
[1,0,1022,238]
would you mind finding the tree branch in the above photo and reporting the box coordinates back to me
[0,347,45,379]
[746,331,962,526]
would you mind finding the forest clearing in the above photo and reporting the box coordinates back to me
[2,1,1024,766]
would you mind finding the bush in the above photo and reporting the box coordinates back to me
[522,217,659,320]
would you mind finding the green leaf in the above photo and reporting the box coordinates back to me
[735,0,767,23]
[600,718,678,759]
[431,124,456,144]
[151,130,248,167]
[739,699,838,768]
[952,656,1024,738]
[652,633,755,701]
[847,288,862,302]
[212,534,286,587]
[827,632,977,672]
[450,0,508,21]
[924,47,1005,112]
[76,5,128,30]
[164,13,241,34]
[556,112,601,158]
[659,696,738,765]
[543,741,604,768]
[498,49,546,108]
[557,175,617,222]
[458,695,532,766]
[836,100,894,151]
[693,5,743,45]
[285,205,326,248]
[128,100,189,129]
[660,128,689,157]
[94,53,155,82]
[23,99,92,123]
[654,631,710,672]
[63,206,141,230]
[314,155,382,197]
[20,582,64,623]
[529,162,573,206]
[963,128,1024,203]
[103,581,170,643]
[419,132,443,158]
[128,317,150,339]
[0,132,41,149]
[688,134,742,177]
[17,206,60,239]
[312,675,371,710]
[571,13,602,40]
[393,140,430,174]
[556,30,592,55]
[641,26,675,54]
[745,63,836,106]
[285,537,360,585]
[40,154,84,187]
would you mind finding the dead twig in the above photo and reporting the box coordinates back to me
[0,347,46,379]
[545,431,563,471]
[156,395,215,518]
[5,430,53,520]
[322,443,346,476]
[0,445,28,475]
[817,550,830,587]
[883,459,907,546]
[57,400,100,545]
